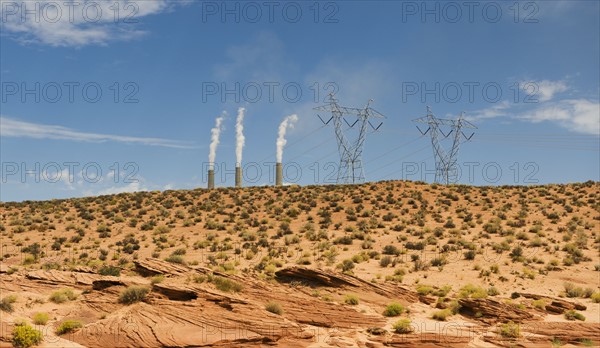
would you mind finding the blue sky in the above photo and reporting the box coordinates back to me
[1,0,599,201]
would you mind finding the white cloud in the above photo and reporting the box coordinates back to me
[0,0,174,47]
[532,80,569,102]
[0,116,195,148]
[521,99,600,135]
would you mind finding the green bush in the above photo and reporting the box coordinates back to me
[98,265,121,276]
[344,294,359,305]
[458,284,488,299]
[432,308,452,321]
[265,302,283,315]
[55,320,82,335]
[564,282,584,298]
[150,275,165,285]
[12,323,43,348]
[591,292,600,303]
[499,321,520,338]
[32,312,49,325]
[210,276,243,293]
[383,303,404,317]
[49,289,77,304]
[165,255,186,265]
[392,318,413,334]
[532,299,546,310]
[0,295,17,312]
[119,286,150,304]
[564,310,585,321]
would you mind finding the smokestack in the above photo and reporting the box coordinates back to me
[276,163,283,186]
[208,169,215,189]
[235,166,242,188]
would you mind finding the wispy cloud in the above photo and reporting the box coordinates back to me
[468,78,599,135]
[0,0,176,47]
[0,116,195,148]
[533,79,569,102]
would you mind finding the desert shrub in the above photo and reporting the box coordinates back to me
[383,303,404,317]
[98,265,121,276]
[379,256,393,267]
[464,250,476,260]
[344,294,359,305]
[210,276,243,293]
[0,295,17,312]
[119,286,150,304]
[564,310,585,321]
[12,323,43,348]
[499,321,520,338]
[49,289,77,304]
[432,308,452,321]
[55,320,82,335]
[591,292,600,303]
[265,302,283,315]
[564,282,584,298]
[416,285,434,296]
[150,275,165,285]
[165,255,186,265]
[487,286,500,296]
[32,312,49,325]
[392,318,413,334]
[382,245,400,255]
[532,299,546,310]
[458,284,488,299]
[430,257,447,267]
[339,259,355,272]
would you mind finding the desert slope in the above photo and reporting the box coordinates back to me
[1,180,599,347]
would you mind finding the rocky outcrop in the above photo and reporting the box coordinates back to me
[458,298,540,324]
[133,258,191,277]
[275,266,419,302]
[518,292,587,313]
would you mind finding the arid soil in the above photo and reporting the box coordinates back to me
[1,180,599,347]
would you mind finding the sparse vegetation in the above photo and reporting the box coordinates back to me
[383,303,404,317]
[32,312,49,325]
[0,295,17,312]
[56,320,83,335]
[265,301,283,315]
[119,286,150,304]
[49,289,77,304]
[12,323,43,348]
[392,318,413,334]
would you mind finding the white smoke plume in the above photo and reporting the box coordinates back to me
[276,114,298,163]
[235,107,246,167]
[208,111,226,170]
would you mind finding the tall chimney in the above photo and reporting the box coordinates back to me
[208,169,215,189]
[235,166,242,188]
[275,163,283,186]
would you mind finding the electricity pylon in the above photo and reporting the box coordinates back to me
[314,93,384,184]
[413,107,476,184]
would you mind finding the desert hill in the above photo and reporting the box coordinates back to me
[1,180,599,347]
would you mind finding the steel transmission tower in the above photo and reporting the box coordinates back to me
[314,93,384,184]
[413,107,477,184]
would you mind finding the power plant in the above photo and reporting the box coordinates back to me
[235,166,242,188]
[205,102,477,189]
[275,163,283,186]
